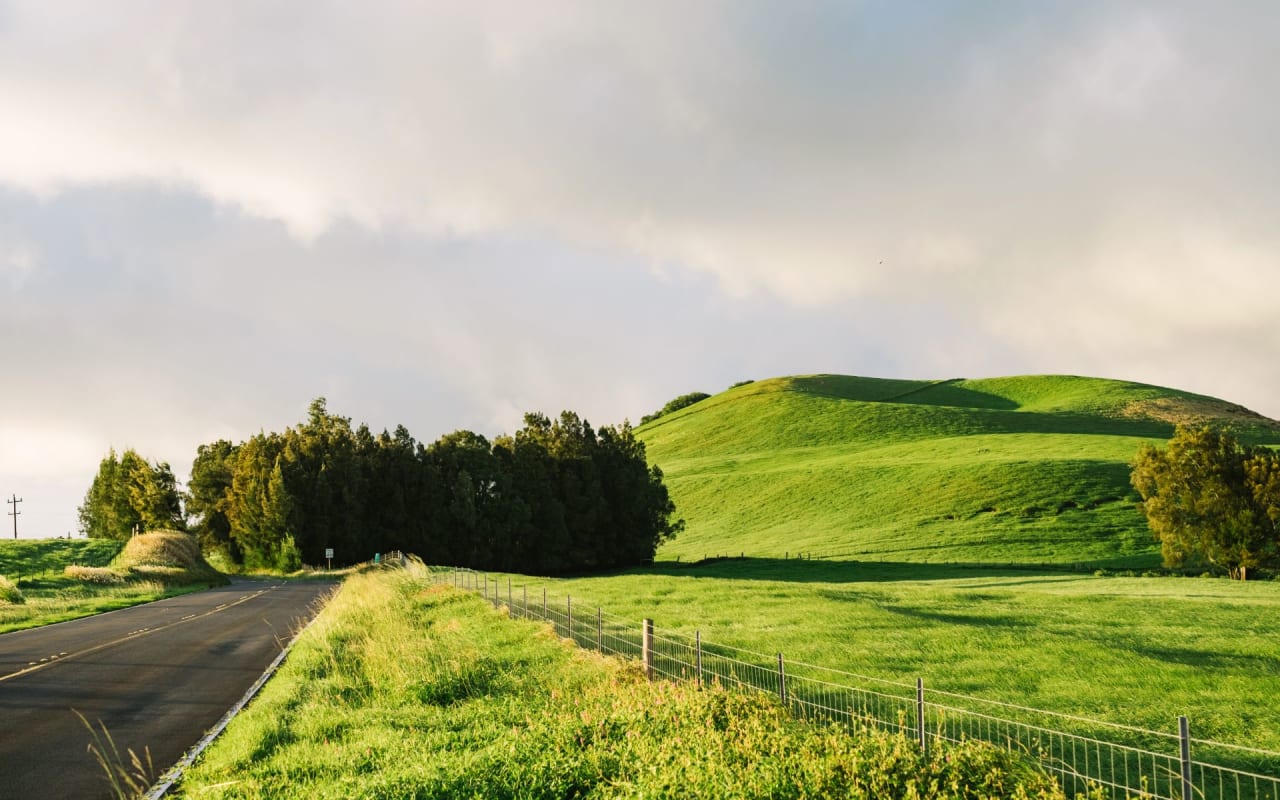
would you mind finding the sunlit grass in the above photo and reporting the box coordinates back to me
[489,560,1280,753]
[638,375,1280,566]
[177,565,1069,799]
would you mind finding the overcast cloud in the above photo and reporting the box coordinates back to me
[2,1,1278,538]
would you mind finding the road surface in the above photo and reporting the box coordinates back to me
[0,579,335,799]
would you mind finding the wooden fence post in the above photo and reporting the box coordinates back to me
[696,630,703,688]
[777,653,788,707]
[1179,716,1193,800]
[642,619,654,680]
[917,678,927,757]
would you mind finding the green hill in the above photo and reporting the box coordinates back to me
[637,374,1280,567]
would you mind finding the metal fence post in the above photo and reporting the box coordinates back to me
[1179,716,1193,800]
[507,577,512,608]
[778,653,788,708]
[642,619,654,680]
[917,678,927,757]
[696,630,703,688]
[567,595,573,642]
[522,585,528,619]
[596,607,603,652]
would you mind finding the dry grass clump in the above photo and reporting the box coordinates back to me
[116,531,203,569]
[64,565,125,584]
[0,575,24,604]
[112,531,226,585]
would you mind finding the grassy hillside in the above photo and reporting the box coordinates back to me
[0,538,123,581]
[638,374,1280,566]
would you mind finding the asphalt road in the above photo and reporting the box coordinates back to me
[0,579,335,799]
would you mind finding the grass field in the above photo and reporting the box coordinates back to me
[637,374,1280,566]
[0,533,226,633]
[482,559,1280,755]
[176,563,1070,799]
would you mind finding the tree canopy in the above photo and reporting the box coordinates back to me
[1131,425,1280,580]
[78,448,185,540]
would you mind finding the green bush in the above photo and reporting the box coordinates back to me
[641,391,712,425]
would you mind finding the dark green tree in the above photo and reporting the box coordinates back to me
[79,448,186,539]
[187,440,239,558]
[1132,425,1280,580]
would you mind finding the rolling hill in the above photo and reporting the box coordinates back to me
[636,374,1280,568]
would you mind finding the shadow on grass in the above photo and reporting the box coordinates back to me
[627,557,1096,585]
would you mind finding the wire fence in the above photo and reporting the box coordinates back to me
[440,566,1280,800]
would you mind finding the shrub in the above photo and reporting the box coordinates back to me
[640,391,711,425]
[0,575,24,604]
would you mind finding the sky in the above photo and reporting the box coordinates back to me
[2,1,1279,539]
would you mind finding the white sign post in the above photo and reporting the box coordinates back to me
[325,547,334,571]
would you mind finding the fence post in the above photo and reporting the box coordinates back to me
[596,607,603,652]
[523,585,528,619]
[917,678,927,757]
[696,630,703,688]
[542,587,547,619]
[567,595,573,642]
[1179,716,1192,800]
[507,577,512,608]
[777,653,788,708]
[642,619,654,680]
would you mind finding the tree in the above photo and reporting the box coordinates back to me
[187,440,239,558]
[1131,425,1280,580]
[79,448,186,539]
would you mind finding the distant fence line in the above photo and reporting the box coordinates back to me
[438,566,1280,800]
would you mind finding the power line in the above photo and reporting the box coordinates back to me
[7,494,22,539]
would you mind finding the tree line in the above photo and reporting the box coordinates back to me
[80,399,683,573]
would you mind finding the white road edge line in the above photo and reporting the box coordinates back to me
[144,589,334,799]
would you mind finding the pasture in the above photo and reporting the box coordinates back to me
[499,558,1280,753]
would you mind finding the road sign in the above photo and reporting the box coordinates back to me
[325,548,334,560]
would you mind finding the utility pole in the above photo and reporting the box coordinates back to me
[7,494,21,539]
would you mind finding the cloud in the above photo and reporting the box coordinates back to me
[2,2,1280,534]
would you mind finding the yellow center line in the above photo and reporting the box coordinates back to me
[0,587,276,683]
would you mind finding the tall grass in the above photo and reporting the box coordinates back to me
[176,565,1070,799]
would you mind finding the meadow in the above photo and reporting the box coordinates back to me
[175,563,1070,799]
[484,559,1280,757]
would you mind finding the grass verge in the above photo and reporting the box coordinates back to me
[176,562,1069,799]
